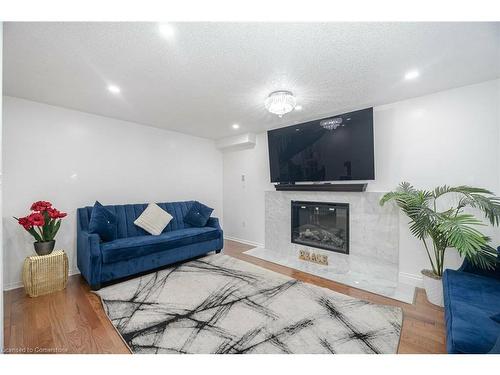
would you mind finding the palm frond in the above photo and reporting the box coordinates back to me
[379,191,405,206]
[458,194,500,226]
[433,185,494,198]
[432,185,452,198]
[399,181,417,194]
[430,184,500,225]
[465,244,498,270]
[438,214,487,257]
[406,205,440,239]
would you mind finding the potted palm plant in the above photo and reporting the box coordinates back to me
[380,182,500,306]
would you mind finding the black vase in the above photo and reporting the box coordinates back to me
[33,240,55,256]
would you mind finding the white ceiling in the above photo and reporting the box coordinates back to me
[4,22,500,140]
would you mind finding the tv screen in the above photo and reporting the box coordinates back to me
[268,107,374,183]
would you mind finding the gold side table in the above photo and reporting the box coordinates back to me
[23,250,69,297]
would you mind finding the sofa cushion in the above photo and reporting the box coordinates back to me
[89,201,118,242]
[101,227,220,264]
[443,269,500,353]
[184,201,213,227]
[134,203,173,235]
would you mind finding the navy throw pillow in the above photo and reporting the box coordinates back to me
[491,313,500,324]
[184,201,213,227]
[89,201,117,242]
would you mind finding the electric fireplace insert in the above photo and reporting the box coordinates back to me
[291,201,349,254]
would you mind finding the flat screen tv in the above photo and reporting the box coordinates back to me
[268,107,374,183]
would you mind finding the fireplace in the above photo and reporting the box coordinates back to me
[291,201,349,254]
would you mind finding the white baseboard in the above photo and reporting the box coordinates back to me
[399,271,423,287]
[224,236,264,249]
[3,268,80,291]
[3,280,23,291]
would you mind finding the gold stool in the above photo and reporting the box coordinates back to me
[23,250,69,297]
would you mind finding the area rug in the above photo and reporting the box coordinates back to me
[95,254,402,354]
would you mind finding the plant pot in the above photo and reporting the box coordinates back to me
[33,240,55,256]
[421,269,444,307]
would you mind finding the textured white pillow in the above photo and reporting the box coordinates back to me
[134,203,173,235]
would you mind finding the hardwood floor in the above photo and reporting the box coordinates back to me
[3,239,446,354]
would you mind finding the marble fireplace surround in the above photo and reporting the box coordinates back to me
[245,190,416,303]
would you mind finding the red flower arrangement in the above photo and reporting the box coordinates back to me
[14,201,67,243]
[30,200,52,212]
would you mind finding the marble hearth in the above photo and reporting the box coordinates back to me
[244,190,415,303]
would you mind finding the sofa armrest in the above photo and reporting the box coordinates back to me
[458,259,475,272]
[206,217,223,252]
[206,217,222,230]
[458,246,500,280]
[77,228,102,287]
[80,230,101,257]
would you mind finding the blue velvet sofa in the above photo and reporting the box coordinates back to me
[443,249,500,354]
[77,201,223,290]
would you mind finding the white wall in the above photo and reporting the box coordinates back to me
[223,133,274,246]
[222,79,500,284]
[2,96,223,289]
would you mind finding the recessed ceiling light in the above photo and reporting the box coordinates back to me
[404,70,420,80]
[295,105,303,111]
[107,85,121,94]
[158,23,175,39]
[232,124,240,129]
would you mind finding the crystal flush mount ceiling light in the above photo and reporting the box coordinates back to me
[320,117,343,130]
[264,90,297,117]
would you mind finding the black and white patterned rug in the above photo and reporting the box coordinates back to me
[96,254,402,354]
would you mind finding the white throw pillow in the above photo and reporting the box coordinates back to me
[134,203,173,235]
